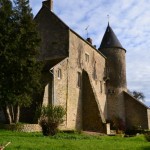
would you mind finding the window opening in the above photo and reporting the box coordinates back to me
[85,53,89,62]
[58,69,62,79]
[77,72,81,87]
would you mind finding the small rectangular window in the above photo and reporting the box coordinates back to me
[85,53,89,62]
[77,72,81,88]
[58,69,62,79]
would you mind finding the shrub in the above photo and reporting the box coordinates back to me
[144,132,150,142]
[107,116,125,133]
[39,105,66,136]
[125,126,145,136]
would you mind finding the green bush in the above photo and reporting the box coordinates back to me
[144,132,150,142]
[125,126,145,136]
[125,129,144,136]
[39,105,66,136]
[107,116,125,133]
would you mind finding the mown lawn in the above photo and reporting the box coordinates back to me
[0,130,150,150]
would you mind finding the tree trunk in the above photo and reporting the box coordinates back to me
[14,104,20,123]
[10,105,15,122]
[2,105,12,124]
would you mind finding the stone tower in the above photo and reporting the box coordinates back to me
[98,23,127,122]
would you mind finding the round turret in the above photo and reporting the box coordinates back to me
[99,24,127,123]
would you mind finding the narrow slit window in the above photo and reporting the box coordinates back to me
[93,61,97,80]
[104,82,106,94]
[100,81,103,93]
[77,72,81,88]
[58,69,62,79]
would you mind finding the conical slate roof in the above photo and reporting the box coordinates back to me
[99,23,124,50]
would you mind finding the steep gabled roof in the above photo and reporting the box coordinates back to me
[34,4,69,30]
[99,23,125,51]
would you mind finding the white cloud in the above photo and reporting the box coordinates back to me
[30,0,150,106]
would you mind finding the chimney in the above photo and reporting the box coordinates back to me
[86,38,92,44]
[42,0,53,11]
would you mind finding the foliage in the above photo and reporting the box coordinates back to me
[108,116,125,133]
[0,0,14,104]
[0,130,149,150]
[125,127,150,137]
[144,132,150,142]
[39,105,66,136]
[125,129,144,136]
[0,0,43,123]
[10,0,43,106]
[128,90,145,102]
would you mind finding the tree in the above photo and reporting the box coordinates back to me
[132,91,145,102]
[0,0,16,124]
[128,90,145,102]
[0,0,43,124]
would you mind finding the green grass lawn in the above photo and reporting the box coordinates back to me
[0,130,150,150]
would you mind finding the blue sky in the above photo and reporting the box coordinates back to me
[30,0,150,106]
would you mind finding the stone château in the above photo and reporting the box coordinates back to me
[0,0,150,133]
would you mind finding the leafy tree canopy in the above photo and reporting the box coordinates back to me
[0,0,43,123]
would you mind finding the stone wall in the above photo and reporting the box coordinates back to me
[34,6,69,60]
[49,30,107,131]
[100,48,127,88]
[35,2,107,132]
[82,71,104,132]
[0,124,41,132]
[50,58,68,128]
[42,72,53,106]
[100,48,127,122]
[65,31,107,130]
[124,91,150,129]
[147,109,150,129]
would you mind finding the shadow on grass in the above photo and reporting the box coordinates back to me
[142,146,150,150]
